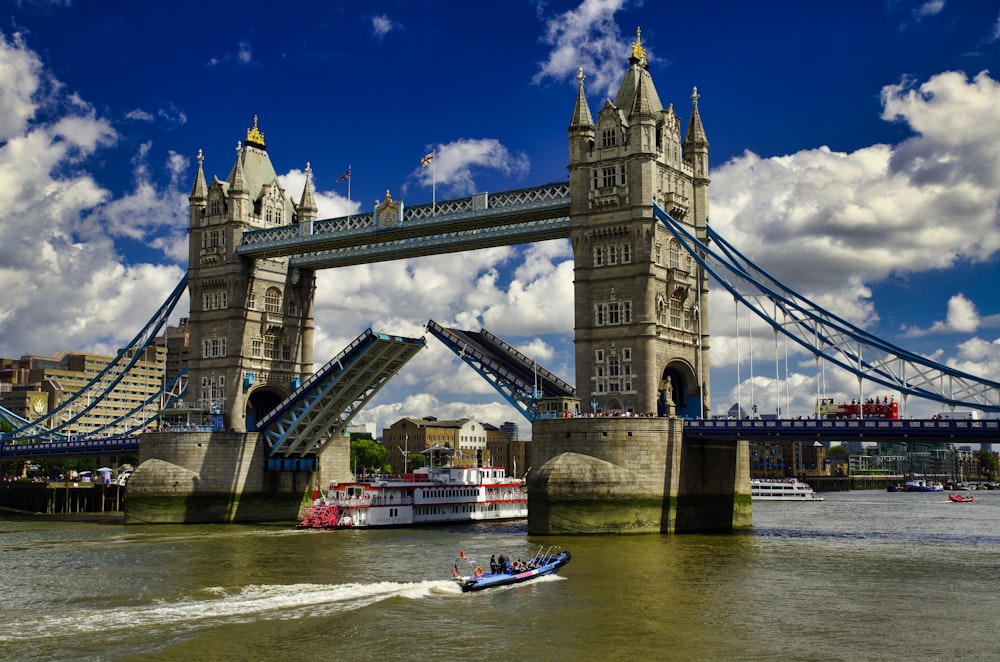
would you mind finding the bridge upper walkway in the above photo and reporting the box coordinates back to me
[236,182,570,268]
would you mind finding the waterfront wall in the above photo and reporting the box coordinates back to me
[808,475,907,492]
[125,431,348,524]
[528,417,751,534]
[0,481,126,517]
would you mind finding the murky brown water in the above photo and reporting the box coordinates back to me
[2,490,998,661]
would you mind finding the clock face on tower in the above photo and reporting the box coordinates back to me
[32,398,45,414]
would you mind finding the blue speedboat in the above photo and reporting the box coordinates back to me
[452,547,571,592]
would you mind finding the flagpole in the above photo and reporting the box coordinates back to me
[432,151,436,216]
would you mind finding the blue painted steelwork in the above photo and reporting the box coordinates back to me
[653,203,1000,414]
[1,276,189,443]
[258,328,425,463]
[685,417,1000,443]
[289,216,571,269]
[0,435,140,459]
[236,182,570,267]
[426,320,574,421]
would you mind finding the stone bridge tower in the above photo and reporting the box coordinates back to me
[528,31,747,536]
[186,118,318,432]
[568,29,711,418]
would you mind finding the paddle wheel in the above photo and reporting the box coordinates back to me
[300,504,341,528]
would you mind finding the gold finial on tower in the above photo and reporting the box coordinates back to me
[246,115,266,148]
[631,26,647,66]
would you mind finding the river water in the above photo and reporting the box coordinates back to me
[2,490,998,661]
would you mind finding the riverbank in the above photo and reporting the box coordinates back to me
[0,480,126,515]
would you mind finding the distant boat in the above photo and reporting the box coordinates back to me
[751,478,823,501]
[948,493,975,503]
[904,479,944,492]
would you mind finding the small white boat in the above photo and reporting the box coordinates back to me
[751,478,823,501]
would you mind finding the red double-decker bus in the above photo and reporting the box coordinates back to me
[816,397,899,419]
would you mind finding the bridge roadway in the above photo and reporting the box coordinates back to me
[4,416,995,461]
[236,182,571,268]
[0,435,140,460]
[684,417,1000,443]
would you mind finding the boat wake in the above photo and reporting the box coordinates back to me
[0,579,457,645]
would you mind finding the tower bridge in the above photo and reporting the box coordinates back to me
[3,29,998,529]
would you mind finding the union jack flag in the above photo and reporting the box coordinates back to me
[336,167,351,183]
[421,153,434,167]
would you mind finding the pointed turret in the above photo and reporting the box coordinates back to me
[228,142,247,192]
[613,28,663,117]
[568,67,596,178]
[188,149,207,228]
[227,141,249,221]
[189,149,207,200]
[569,67,594,129]
[683,86,709,150]
[630,69,659,118]
[298,162,318,222]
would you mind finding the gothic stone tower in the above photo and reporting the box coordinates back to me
[126,121,339,524]
[528,32,748,536]
[186,118,318,432]
[568,30,711,418]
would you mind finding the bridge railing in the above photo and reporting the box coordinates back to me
[684,418,1000,436]
[238,183,571,252]
[1,435,141,458]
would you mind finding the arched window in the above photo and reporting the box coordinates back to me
[669,241,681,270]
[264,287,282,313]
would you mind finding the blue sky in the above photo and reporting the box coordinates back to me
[2,0,999,433]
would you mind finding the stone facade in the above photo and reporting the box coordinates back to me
[568,30,711,418]
[126,431,347,523]
[125,119,336,524]
[186,118,318,433]
[528,417,751,534]
[527,31,748,536]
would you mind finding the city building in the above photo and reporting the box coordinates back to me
[380,416,515,473]
[499,421,519,442]
[0,348,165,437]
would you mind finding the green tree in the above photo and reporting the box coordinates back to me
[350,437,387,475]
[977,448,997,481]
[826,444,849,459]
[407,452,425,472]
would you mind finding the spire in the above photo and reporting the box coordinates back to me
[569,67,594,129]
[630,69,658,117]
[683,86,709,148]
[246,115,266,150]
[613,28,662,114]
[630,26,647,68]
[228,141,247,192]
[189,149,207,200]
[298,162,318,221]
